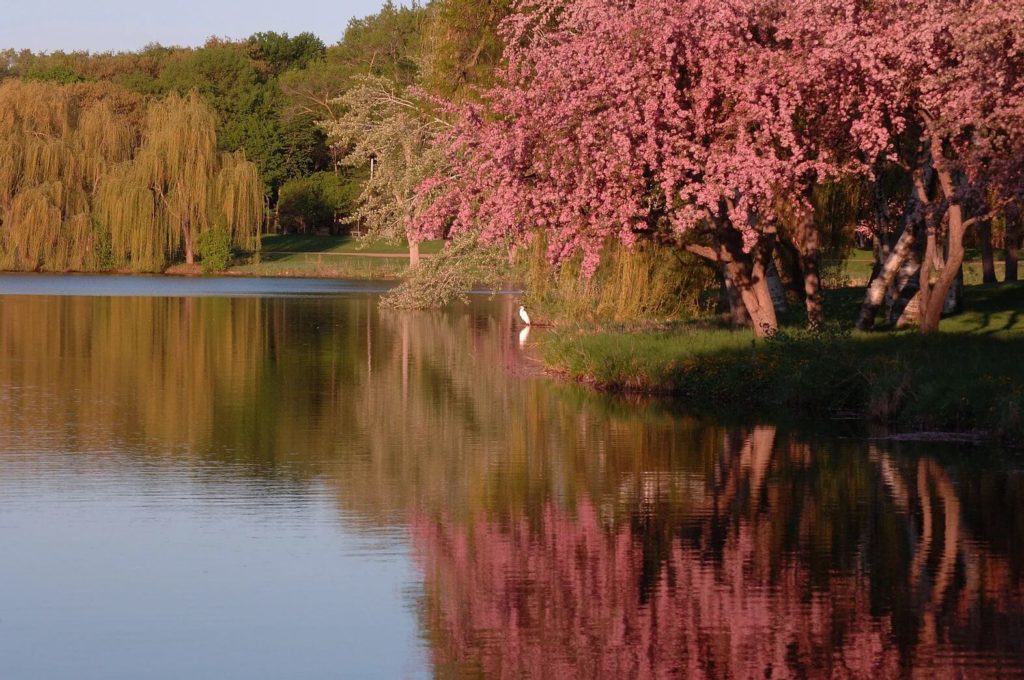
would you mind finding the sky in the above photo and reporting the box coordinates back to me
[0,0,392,53]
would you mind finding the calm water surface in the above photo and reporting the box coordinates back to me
[1,274,1023,679]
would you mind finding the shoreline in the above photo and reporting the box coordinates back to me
[534,310,1024,447]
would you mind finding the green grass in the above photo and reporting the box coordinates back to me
[229,252,410,279]
[834,248,1012,286]
[540,283,1024,443]
[223,234,447,279]
[258,234,445,255]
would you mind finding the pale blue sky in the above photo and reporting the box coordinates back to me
[1,0,392,53]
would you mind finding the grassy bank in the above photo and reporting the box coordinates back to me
[539,283,1024,443]
[225,235,445,279]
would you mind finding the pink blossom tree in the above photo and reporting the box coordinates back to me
[417,0,1024,334]
[836,0,1024,332]
[414,0,900,334]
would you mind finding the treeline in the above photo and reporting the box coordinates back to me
[0,1,506,241]
[0,1,511,271]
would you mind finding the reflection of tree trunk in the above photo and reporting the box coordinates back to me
[872,448,910,513]
[929,461,960,609]
[873,449,981,649]
[915,459,963,658]
[714,426,777,514]
[744,426,777,507]
[910,458,934,590]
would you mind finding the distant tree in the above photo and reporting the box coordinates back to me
[280,1,428,120]
[420,0,511,98]
[277,171,356,234]
[246,31,326,76]
[316,0,511,263]
[321,76,448,257]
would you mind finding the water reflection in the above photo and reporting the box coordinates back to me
[1,285,1023,678]
[414,430,1024,678]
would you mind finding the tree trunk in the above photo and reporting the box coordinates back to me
[774,239,805,302]
[856,224,916,330]
[409,240,421,267]
[720,239,778,337]
[183,222,195,266]
[721,267,751,327]
[765,260,788,313]
[979,219,997,284]
[868,230,885,284]
[688,227,778,336]
[792,215,823,329]
[1007,220,1020,282]
[919,161,966,334]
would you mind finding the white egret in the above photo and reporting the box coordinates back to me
[518,305,531,326]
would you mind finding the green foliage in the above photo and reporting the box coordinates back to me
[278,171,356,233]
[246,32,326,76]
[382,235,511,309]
[23,64,85,84]
[93,227,117,271]
[332,1,427,86]
[421,0,512,98]
[523,236,719,324]
[198,225,233,272]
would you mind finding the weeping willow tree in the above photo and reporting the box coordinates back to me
[0,81,262,272]
[0,80,139,271]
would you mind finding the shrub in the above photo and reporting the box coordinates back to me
[197,226,233,273]
[522,236,718,325]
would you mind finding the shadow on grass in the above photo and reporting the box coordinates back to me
[261,234,353,253]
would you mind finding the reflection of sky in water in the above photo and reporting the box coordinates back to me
[0,455,426,680]
[1,277,1023,678]
[0,273,393,298]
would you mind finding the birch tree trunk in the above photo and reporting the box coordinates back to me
[719,240,778,337]
[856,224,917,330]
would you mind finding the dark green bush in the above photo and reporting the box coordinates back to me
[197,226,233,273]
[277,171,358,234]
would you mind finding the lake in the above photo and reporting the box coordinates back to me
[1,275,1023,679]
